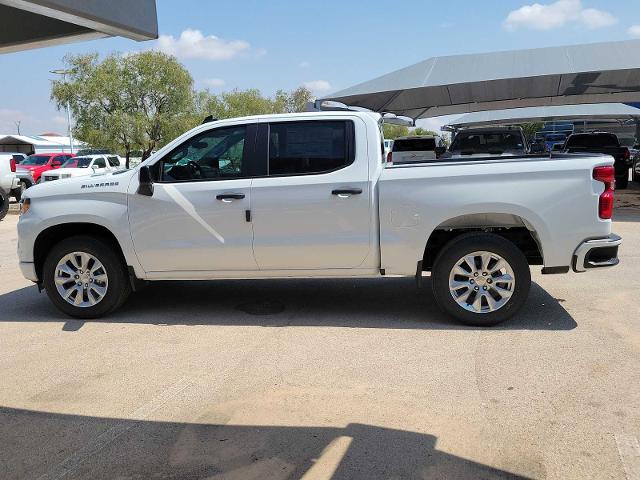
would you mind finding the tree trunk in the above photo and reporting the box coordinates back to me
[125,150,130,169]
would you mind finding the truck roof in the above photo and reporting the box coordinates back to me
[202,110,382,125]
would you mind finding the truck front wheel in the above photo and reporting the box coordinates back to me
[43,236,131,318]
[431,233,531,326]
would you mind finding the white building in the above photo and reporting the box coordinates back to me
[0,133,84,154]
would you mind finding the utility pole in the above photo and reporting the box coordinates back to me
[50,69,74,153]
[14,120,21,135]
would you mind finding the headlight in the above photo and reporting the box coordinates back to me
[19,198,30,215]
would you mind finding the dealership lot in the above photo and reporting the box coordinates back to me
[0,188,639,479]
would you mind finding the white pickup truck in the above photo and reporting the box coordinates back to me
[17,111,621,325]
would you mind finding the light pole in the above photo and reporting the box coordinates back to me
[50,69,74,154]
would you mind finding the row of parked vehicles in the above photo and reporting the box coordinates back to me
[0,151,124,219]
[386,127,638,189]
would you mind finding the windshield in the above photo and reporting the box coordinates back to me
[566,134,619,148]
[21,155,50,166]
[393,138,436,152]
[62,157,92,168]
[619,137,636,147]
[450,132,524,153]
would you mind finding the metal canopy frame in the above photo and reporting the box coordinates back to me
[324,40,640,120]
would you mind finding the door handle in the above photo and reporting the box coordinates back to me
[216,193,245,202]
[332,188,362,197]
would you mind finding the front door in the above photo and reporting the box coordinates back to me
[128,124,258,273]
[250,119,373,270]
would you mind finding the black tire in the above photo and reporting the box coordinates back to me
[431,232,531,327]
[42,236,131,318]
[617,174,628,190]
[11,182,25,202]
[0,187,9,221]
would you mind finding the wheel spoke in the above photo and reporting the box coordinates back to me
[464,255,478,273]
[450,280,470,290]
[493,285,513,300]
[480,253,492,271]
[57,263,76,276]
[484,293,498,311]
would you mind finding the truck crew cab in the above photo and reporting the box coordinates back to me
[17,111,621,326]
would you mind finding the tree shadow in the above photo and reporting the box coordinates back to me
[0,277,577,331]
[0,406,533,479]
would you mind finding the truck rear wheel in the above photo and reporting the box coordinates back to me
[42,236,131,318]
[431,232,531,326]
[0,187,9,221]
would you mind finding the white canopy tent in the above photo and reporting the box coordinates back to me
[324,40,640,120]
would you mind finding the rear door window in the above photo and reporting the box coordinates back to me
[566,134,618,148]
[267,121,354,176]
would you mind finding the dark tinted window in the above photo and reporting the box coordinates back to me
[107,156,120,167]
[93,157,107,168]
[451,132,524,153]
[268,121,353,175]
[162,126,247,182]
[566,134,619,148]
[393,138,436,152]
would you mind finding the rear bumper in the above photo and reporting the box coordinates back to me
[572,234,622,273]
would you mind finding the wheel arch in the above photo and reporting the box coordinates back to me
[421,213,544,271]
[34,222,129,282]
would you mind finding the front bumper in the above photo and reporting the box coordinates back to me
[572,234,622,273]
[19,261,38,282]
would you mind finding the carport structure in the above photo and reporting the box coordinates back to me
[0,0,157,53]
[324,40,640,120]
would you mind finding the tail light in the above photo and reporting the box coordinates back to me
[593,165,615,219]
[387,152,393,163]
[10,158,16,172]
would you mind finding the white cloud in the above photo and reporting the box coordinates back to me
[629,25,640,38]
[202,78,226,88]
[504,0,617,31]
[157,29,250,61]
[304,80,332,93]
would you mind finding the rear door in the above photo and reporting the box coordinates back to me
[250,118,372,270]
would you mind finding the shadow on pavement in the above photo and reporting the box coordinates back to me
[0,277,576,331]
[0,406,533,479]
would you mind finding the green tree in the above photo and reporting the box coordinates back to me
[196,87,313,121]
[51,51,194,167]
[518,122,544,142]
[383,124,409,139]
[412,127,439,136]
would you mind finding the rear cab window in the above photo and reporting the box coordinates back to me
[393,138,437,152]
[566,134,619,148]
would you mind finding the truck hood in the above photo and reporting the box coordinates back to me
[45,167,96,177]
[25,170,135,199]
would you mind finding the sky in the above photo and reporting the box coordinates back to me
[1,0,640,135]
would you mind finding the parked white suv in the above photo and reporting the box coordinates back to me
[0,153,21,220]
[41,154,118,182]
[17,111,621,325]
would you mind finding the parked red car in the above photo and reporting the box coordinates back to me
[16,152,75,183]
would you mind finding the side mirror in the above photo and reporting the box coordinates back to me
[52,161,62,167]
[137,165,154,196]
